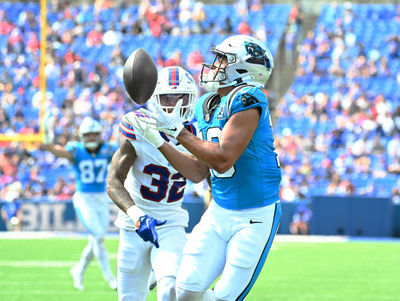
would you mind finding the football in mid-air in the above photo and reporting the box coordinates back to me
[123,48,158,105]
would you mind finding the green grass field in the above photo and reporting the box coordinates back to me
[0,235,399,301]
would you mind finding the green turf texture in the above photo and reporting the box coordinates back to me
[0,238,399,300]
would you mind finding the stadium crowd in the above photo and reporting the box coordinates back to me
[0,1,399,205]
[275,2,400,201]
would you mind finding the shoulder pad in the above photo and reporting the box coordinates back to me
[227,85,262,118]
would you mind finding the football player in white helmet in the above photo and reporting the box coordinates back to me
[43,116,118,291]
[133,35,281,301]
[107,66,198,301]
[79,117,103,150]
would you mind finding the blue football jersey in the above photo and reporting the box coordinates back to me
[194,85,281,210]
[65,142,118,193]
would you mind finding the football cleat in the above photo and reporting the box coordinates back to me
[70,266,84,291]
[148,270,157,291]
[105,274,117,290]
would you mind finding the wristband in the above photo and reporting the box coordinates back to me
[126,205,145,229]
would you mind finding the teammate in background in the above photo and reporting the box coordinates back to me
[43,116,118,291]
[106,66,198,301]
[133,35,282,301]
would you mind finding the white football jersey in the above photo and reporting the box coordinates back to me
[115,112,198,231]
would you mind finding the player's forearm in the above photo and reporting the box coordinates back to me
[158,142,209,183]
[177,129,233,174]
[43,144,73,161]
[106,176,135,213]
[107,140,138,213]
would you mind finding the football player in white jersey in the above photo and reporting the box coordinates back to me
[43,116,118,291]
[107,66,198,301]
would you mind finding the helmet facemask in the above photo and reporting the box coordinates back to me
[150,66,198,123]
[154,93,195,122]
[200,49,235,92]
[82,132,102,150]
[79,117,102,150]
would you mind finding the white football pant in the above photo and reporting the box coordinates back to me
[117,226,187,301]
[177,201,281,301]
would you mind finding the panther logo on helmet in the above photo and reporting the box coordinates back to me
[150,66,198,123]
[200,35,274,92]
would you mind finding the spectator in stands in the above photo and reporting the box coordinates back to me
[288,1,303,44]
[86,24,104,47]
[290,203,312,235]
[392,184,400,204]
[191,1,206,34]
[164,49,183,67]
[187,49,204,74]
[0,182,23,231]
[235,0,248,17]
[237,19,252,35]
[218,17,233,35]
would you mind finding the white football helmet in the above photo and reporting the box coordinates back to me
[150,66,198,122]
[200,35,274,91]
[79,117,102,149]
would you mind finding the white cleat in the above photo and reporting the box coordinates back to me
[70,266,84,291]
[105,276,117,290]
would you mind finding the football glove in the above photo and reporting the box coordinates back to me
[136,215,166,248]
[139,99,184,138]
[126,205,166,248]
[126,113,165,148]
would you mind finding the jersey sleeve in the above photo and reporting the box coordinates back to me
[227,86,268,119]
[119,113,138,141]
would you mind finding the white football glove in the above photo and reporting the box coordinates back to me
[139,99,184,138]
[125,113,165,148]
[43,113,54,144]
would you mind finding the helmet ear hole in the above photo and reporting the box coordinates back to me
[236,69,247,74]
[265,58,271,69]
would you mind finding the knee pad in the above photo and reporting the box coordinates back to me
[157,276,176,301]
[176,287,207,301]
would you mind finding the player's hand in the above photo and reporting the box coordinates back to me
[138,99,184,138]
[127,113,165,148]
[136,215,167,248]
[43,113,54,144]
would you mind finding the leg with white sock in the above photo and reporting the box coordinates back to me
[73,192,116,290]
[76,239,94,273]
[70,237,94,290]
[90,235,117,289]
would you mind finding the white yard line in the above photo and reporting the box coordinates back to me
[1,232,398,243]
[0,254,118,267]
